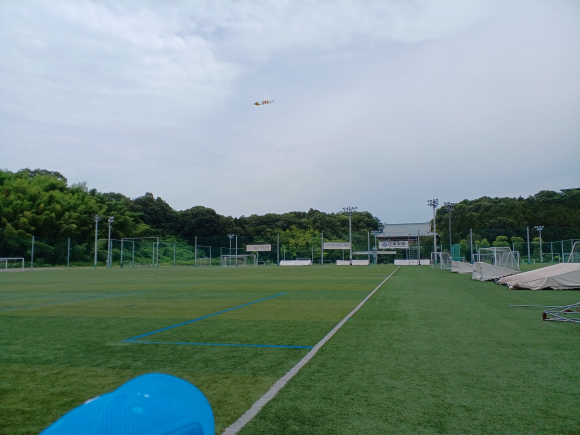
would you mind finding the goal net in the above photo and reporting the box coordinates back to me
[221,254,257,267]
[569,242,580,263]
[0,257,25,270]
[473,247,520,271]
[195,245,212,266]
[472,247,520,281]
[431,252,452,270]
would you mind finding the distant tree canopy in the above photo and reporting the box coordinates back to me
[0,169,381,240]
[435,190,580,248]
[1,168,578,245]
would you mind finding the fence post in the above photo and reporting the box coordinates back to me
[470,228,473,264]
[174,243,176,267]
[194,236,197,267]
[277,234,280,265]
[67,238,70,269]
[321,232,323,265]
[31,236,34,270]
[152,243,155,267]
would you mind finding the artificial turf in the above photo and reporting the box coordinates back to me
[1,265,579,434]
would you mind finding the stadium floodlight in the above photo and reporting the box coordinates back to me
[427,199,439,253]
[227,234,235,256]
[93,215,101,268]
[444,202,455,253]
[107,216,114,269]
[341,206,357,262]
[535,226,544,263]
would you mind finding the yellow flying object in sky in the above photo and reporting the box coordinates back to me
[254,100,274,106]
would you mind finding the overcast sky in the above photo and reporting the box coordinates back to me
[1,1,579,223]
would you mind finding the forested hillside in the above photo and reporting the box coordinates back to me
[436,190,580,246]
[0,169,380,241]
[1,168,578,245]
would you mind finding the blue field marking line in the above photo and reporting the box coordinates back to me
[124,292,288,341]
[0,289,157,312]
[123,292,311,349]
[130,340,313,349]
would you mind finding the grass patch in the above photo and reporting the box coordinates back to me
[1,265,579,434]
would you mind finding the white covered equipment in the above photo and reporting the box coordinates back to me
[451,260,474,274]
[280,259,312,266]
[498,263,580,290]
[472,247,520,281]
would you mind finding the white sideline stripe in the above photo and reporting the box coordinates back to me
[222,266,400,435]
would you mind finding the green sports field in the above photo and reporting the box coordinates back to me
[1,265,579,434]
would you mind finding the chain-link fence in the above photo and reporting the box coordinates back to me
[2,226,578,269]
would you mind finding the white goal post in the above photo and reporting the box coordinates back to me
[221,254,257,267]
[568,242,580,263]
[431,252,452,270]
[0,257,25,271]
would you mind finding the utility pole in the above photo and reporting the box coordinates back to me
[444,202,455,255]
[342,206,357,264]
[527,227,531,264]
[371,230,381,265]
[227,234,234,266]
[535,226,544,263]
[427,199,439,256]
[107,216,114,268]
[93,215,101,268]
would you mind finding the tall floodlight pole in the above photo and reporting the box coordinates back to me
[444,202,455,255]
[227,234,234,256]
[342,206,357,263]
[535,226,544,263]
[107,216,114,268]
[427,199,439,254]
[93,215,101,268]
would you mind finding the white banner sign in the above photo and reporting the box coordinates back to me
[323,242,351,250]
[378,241,409,249]
[377,251,396,254]
[246,244,271,252]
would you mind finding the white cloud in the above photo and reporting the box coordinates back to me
[1,0,579,221]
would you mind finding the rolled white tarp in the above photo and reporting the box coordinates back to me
[280,260,312,266]
[457,262,474,274]
[498,263,580,290]
[352,260,369,266]
[472,262,518,281]
[336,260,369,265]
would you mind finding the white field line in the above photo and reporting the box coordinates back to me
[222,266,400,435]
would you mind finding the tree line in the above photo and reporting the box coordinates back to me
[0,168,380,241]
[1,168,578,246]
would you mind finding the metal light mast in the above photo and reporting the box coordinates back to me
[107,216,114,268]
[427,199,439,253]
[444,202,455,254]
[342,206,358,263]
[535,226,544,263]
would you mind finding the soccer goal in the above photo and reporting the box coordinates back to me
[521,259,536,265]
[473,247,520,271]
[195,245,212,267]
[0,257,25,271]
[431,252,452,270]
[568,242,580,263]
[472,247,520,281]
[221,254,257,267]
